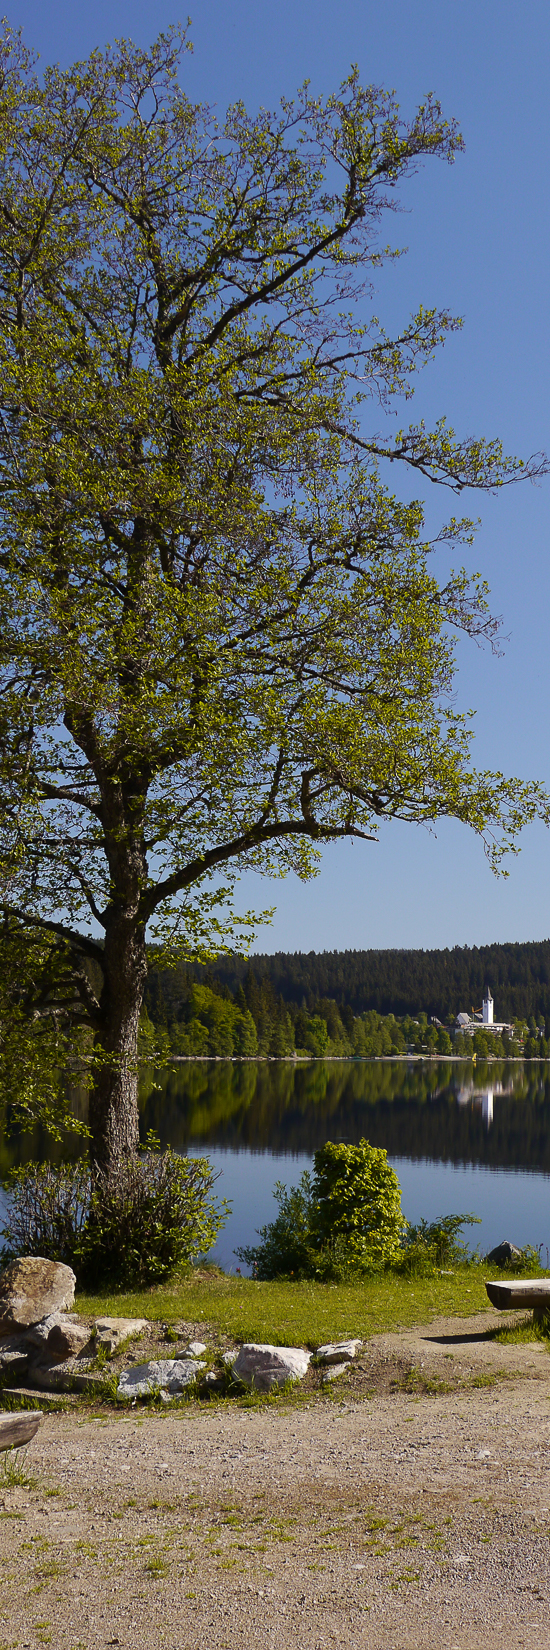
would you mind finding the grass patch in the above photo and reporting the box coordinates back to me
[488,1314,550,1347]
[76,1265,513,1347]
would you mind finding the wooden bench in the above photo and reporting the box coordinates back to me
[0,1411,43,1451]
[485,1279,550,1321]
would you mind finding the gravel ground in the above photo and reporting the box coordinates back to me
[2,1312,550,1649]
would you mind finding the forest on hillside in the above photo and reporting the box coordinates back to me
[147,939,550,1026]
[143,945,549,1062]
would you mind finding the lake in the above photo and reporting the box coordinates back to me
[3,1058,548,1271]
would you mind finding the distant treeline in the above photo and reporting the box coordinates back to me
[147,938,550,1025]
[142,972,442,1061]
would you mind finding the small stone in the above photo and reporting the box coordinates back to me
[185,1341,207,1357]
[204,1371,225,1390]
[321,1362,349,1383]
[116,1358,205,1401]
[222,1349,237,1366]
[0,1258,76,1333]
[231,1344,310,1392]
[94,1317,148,1354]
[316,1340,362,1364]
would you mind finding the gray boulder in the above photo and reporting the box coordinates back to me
[0,1339,30,1378]
[0,1258,76,1333]
[29,1359,96,1392]
[486,1241,522,1267]
[25,1313,91,1361]
[231,1343,310,1392]
[316,1339,362,1364]
[117,1358,205,1401]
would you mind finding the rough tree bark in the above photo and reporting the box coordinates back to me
[90,912,147,1168]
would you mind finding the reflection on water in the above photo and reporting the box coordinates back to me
[2,1060,550,1178]
[137,1059,550,1171]
[2,1060,550,1270]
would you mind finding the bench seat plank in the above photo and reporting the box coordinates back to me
[486,1279,550,1310]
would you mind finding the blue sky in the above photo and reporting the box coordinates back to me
[11,0,550,955]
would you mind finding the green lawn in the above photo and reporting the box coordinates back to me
[76,1266,514,1348]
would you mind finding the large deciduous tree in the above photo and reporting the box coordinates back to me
[0,26,547,1167]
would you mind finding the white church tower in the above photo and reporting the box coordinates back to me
[482,989,494,1026]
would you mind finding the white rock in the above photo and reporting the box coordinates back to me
[223,1349,237,1366]
[185,1340,207,1357]
[94,1317,148,1353]
[116,1358,205,1401]
[321,1362,349,1383]
[231,1343,310,1392]
[316,1339,362,1364]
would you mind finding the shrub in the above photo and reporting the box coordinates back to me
[396,1212,481,1276]
[0,1160,89,1266]
[235,1174,316,1280]
[235,1138,406,1279]
[1,1141,228,1285]
[310,1140,405,1269]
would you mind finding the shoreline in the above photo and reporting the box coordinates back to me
[156,1052,538,1064]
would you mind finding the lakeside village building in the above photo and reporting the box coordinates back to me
[455,990,513,1040]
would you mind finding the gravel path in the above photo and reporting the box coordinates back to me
[2,1312,550,1648]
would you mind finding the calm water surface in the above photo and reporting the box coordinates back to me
[2,1059,550,1270]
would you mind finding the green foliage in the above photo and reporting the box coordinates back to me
[170,983,259,1059]
[453,1031,473,1055]
[235,1174,316,1281]
[304,1016,330,1058]
[397,1213,481,1276]
[78,1148,228,1286]
[472,1029,505,1058]
[0,1161,89,1265]
[0,26,546,1159]
[144,967,460,1060]
[235,1137,405,1278]
[0,1141,228,1285]
[0,920,91,1142]
[0,1448,37,1489]
[311,1139,405,1268]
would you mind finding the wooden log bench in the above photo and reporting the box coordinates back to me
[0,1411,43,1452]
[485,1279,550,1321]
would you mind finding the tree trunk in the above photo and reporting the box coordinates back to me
[88,913,148,1169]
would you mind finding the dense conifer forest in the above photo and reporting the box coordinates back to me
[143,939,550,1061]
[147,939,550,1023]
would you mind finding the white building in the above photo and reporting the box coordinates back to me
[456,990,513,1037]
